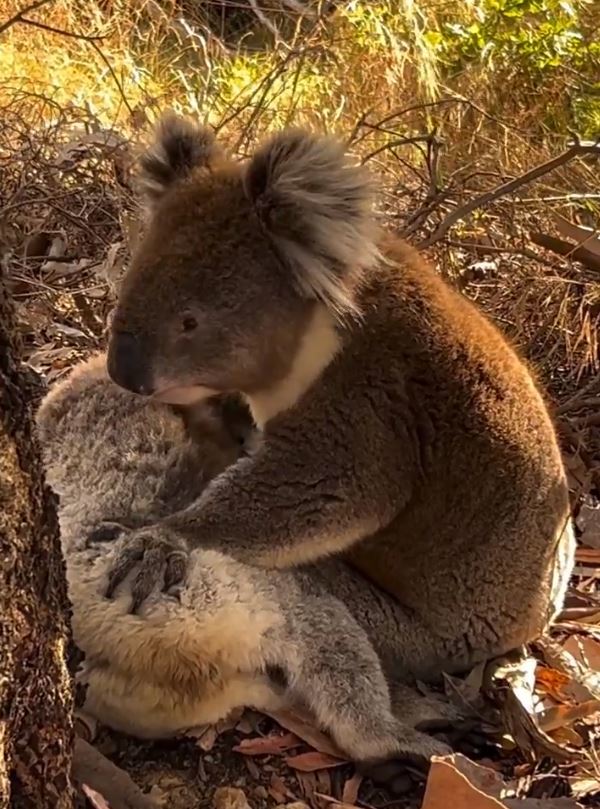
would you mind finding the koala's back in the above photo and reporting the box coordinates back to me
[294,237,573,664]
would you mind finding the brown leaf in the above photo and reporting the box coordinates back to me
[213,787,251,809]
[569,772,600,799]
[314,797,361,809]
[341,773,362,805]
[285,752,346,772]
[422,756,583,809]
[505,801,583,808]
[489,656,581,762]
[547,725,585,748]
[537,699,600,733]
[268,773,295,804]
[422,755,505,809]
[575,547,600,565]
[535,667,572,702]
[576,495,600,549]
[81,784,111,809]
[187,724,218,751]
[234,732,301,756]
[294,771,318,803]
[564,635,600,672]
[264,708,346,759]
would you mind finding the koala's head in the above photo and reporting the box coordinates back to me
[108,112,379,403]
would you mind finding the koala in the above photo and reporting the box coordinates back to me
[36,354,462,770]
[101,113,575,682]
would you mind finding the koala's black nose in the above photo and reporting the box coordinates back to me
[107,330,154,396]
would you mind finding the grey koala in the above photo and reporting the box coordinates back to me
[36,354,462,771]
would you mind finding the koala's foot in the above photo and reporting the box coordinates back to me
[389,681,471,732]
[356,723,451,796]
[353,722,450,769]
[101,524,189,612]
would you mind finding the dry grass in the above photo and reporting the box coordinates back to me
[1,0,598,464]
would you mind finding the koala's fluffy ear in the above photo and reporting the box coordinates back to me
[244,130,379,317]
[138,112,221,202]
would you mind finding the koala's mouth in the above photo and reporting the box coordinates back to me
[152,384,219,406]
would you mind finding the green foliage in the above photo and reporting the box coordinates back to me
[430,0,589,71]
[419,0,600,135]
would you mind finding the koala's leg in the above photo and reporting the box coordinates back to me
[277,598,450,769]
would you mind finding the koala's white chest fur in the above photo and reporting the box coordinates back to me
[245,306,341,429]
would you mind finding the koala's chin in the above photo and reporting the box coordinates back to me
[153,384,219,406]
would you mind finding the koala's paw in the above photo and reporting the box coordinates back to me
[103,525,189,613]
[86,520,128,547]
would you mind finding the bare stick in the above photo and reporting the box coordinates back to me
[72,737,157,809]
[0,0,52,36]
[530,232,600,273]
[420,141,600,248]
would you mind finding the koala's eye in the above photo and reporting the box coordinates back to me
[181,315,198,333]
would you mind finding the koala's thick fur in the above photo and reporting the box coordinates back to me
[104,114,574,681]
[37,355,462,765]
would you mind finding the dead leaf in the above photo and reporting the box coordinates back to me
[264,708,346,759]
[564,635,600,672]
[285,752,346,772]
[547,725,585,748]
[276,804,310,809]
[187,724,218,752]
[213,787,251,809]
[443,662,486,711]
[535,667,572,701]
[236,717,254,736]
[538,636,600,702]
[575,547,600,565]
[537,699,600,733]
[341,773,362,804]
[576,495,600,548]
[294,771,318,803]
[422,755,505,809]
[422,755,584,809]
[489,656,580,762]
[234,732,301,756]
[81,784,111,809]
[314,797,361,809]
[96,241,125,290]
[216,706,244,733]
[268,773,295,804]
[505,801,583,808]
[569,772,600,798]
[243,757,261,781]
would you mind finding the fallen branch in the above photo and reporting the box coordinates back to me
[0,0,105,41]
[530,232,600,273]
[72,737,157,809]
[420,140,600,247]
[0,0,52,36]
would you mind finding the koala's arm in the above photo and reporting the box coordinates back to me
[162,396,415,568]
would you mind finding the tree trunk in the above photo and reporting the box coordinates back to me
[0,268,74,808]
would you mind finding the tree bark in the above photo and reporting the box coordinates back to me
[0,267,74,808]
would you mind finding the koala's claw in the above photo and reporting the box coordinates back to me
[86,520,127,547]
[104,526,189,612]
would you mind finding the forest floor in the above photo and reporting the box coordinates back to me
[2,93,600,809]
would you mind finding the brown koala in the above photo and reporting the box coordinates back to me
[100,113,575,682]
[37,354,461,770]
